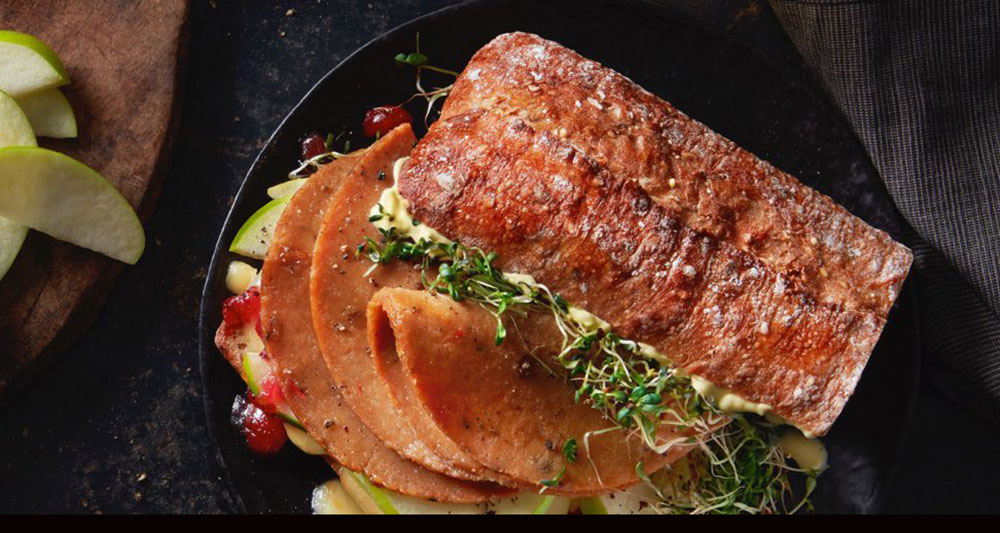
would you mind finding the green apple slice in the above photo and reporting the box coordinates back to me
[576,484,661,515]
[0,31,70,98]
[0,217,28,280]
[241,351,271,397]
[0,89,36,280]
[311,480,364,515]
[15,88,77,138]
[230,196,290,259]
[338,468,397,514]
[574,497,608,514]
[240,350,302,428]
[0,89,37,147]
[284,423,326,455]
[337,467,570,515]
[0,146,144,264]
[266,178,306,199]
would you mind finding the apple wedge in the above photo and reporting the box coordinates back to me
[239,351,302,428]
[230,196,291,259]
[0,31,70,98]
[16,88,77,138]
[0,147,144,264]
[0,89,36,280]
[0,89,37,147]
[311,480,364,515]
[283,423,326,456]
[266,178,306,199]
[0,217,29,281]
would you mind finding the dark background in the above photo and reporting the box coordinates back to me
[0,0,996,514]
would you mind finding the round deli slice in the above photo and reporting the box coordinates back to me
[308,124,516,491]
[258,139,504,503]
[366,287,684,495]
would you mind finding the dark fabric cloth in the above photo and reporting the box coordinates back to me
[769,0,1000,422]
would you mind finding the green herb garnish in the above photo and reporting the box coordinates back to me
[395,51,429,67]
[394,33,457,124]
[394,32,461,77]
[539,466,566,492]
[562,439,578,464]
[359,226,817,514]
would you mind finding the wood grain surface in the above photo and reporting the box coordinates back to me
[0,0,189,402]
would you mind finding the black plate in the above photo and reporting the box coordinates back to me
[199,0,920,514]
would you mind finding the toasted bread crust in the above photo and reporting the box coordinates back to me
[441,32,911,318]
[400,109,889,436]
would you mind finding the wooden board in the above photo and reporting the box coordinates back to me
[0,0,189,402]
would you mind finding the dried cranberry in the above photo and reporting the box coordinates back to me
[300,133,327,160]
[362,106,412,138]
[231,393,287,455]
[222,286,261,329]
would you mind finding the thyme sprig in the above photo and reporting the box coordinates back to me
[359,227,816,513]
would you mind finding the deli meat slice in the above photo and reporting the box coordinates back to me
[309,124,517,490]
[398,108,902,436]
[367,288,685,494]
[439,32,911,319]
[258,144,506,503]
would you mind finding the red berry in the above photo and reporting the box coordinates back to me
[362,106,412,138]
[300,133,327,160]
[231,393,287,455]
[253,374,286,414]
[222,286,261,329]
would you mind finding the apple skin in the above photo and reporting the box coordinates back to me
[0,30,70,98]
[0,146,144,264]
[229,196,291,260]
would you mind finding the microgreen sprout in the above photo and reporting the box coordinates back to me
[359,226,817,514]
[395,32,458,124]
[394,32,461,77]
[539,466,566,493]
[562,439,578,464]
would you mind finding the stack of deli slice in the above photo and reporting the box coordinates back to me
[219,133,507,502]
[306,126,518,489]
[397,33,913,437]
[255,137,510,502]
